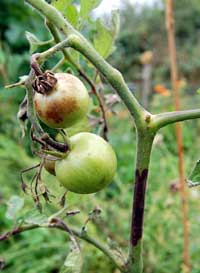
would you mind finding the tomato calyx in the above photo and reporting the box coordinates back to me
[31,62,57,94]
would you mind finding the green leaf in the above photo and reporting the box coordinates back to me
[93,19,113,58]
[52,0,72,12]
[65,5,79,28]
[93,10,120,58]
[110,10,120,40]
[60,247,82,273]
[80,0,102,19]
[187,160,200,187]
[52,1,78,28]
[196,88,200,94]
[24,210,48,225]
[6,196,24,220]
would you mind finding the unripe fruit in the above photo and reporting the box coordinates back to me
[55,133,117,194]
[34,73,89,129]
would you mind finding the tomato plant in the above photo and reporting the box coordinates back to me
[1,1,200,273]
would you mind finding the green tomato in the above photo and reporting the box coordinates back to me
[34,73,89,129]
[55,133,117,194]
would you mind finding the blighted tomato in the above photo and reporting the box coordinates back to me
[34,73,89,128]
[55,133,117,194]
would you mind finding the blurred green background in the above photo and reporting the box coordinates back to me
[0,0,200,272]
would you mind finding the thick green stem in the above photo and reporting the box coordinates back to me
[152,109,200,129]
[25,0,75,36]
[128,129,155,273]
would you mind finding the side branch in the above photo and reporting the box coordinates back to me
[152,109,200,129]
[25,0,149,127]
[0,220,127,272]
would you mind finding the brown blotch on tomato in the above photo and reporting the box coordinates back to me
[45,98,77,125]
[34,100,43,117]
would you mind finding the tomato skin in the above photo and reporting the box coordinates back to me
[55,133,117,194]
[34,73,89,129]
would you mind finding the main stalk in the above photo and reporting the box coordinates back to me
[128,128,155,273]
